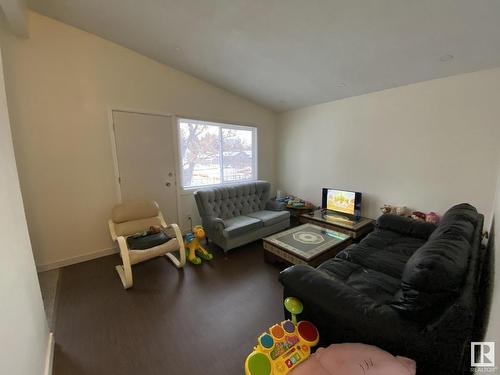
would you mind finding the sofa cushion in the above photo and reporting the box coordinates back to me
[127,232,171,250]
[246,210,290,227]
[429,203,478,243]
[318,258,401,304]
[377,214,437,240]
[440,203,479,225]
[222,216,263,238]
[391,233,471,320]
[337,229,427,279]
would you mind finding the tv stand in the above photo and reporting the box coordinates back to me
[300,209,375,242]
[321,210,356,224]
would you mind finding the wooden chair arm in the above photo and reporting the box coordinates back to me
[158,212,168,228]
[116,236,129,257]
[109,219,118,241]
[164,223,186,266]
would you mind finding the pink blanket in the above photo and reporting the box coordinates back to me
[290,343,416,375]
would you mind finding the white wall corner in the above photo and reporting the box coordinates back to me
[37,247,118,272]
[0,0,29,37]
[43,332,54,375]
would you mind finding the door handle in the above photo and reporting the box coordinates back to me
[165,182,171,187]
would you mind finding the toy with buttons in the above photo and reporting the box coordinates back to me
[245,297,319,375]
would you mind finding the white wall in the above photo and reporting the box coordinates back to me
[277,68,500,222]
[0,50,51,375]
[0,11,278,269]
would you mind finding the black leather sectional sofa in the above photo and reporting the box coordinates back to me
[279,204,485,375]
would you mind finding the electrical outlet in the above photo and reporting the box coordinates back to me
[186,215,193,229]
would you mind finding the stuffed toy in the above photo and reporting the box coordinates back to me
[184,225,213,265]
[380,205,410,216]
[380,205,393,214]
[394,206,410,216]
[290,343,416,375]
[425,212,440,224]
[411,211,426,221]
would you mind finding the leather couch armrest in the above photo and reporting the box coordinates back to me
[279,265,418,344]
[265,200,285,211]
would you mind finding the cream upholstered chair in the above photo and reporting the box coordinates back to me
[108,201,185,289]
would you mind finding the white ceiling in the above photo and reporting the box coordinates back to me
[27,0,500,112]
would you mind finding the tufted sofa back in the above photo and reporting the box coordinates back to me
[195,181,271,220]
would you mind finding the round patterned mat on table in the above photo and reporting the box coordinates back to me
[292,231,325,245]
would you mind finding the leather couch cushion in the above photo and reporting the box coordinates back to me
[392,210,474,320]
[400,235,470,293]
[222,216,263,238]
[429,203,478,243]
[318,258,401,304]
[247,210,290,226]
[377,214,437,240]
[337,229,427,279]
[439,203,479,225]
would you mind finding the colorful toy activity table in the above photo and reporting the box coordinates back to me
[245,298,319,375]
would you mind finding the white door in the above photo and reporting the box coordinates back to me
[112,111,178,223]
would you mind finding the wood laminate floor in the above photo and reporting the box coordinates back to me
[53,241,284,375]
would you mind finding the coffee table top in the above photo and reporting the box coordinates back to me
[263,223,351,261]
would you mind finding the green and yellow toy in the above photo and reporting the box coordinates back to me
[244,297,319,375]
[184,225,213,265]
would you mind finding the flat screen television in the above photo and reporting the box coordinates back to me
[321,188,362,220]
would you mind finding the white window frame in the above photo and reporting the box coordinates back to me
[177,118,258,191]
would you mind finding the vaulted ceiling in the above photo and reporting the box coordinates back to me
[27,0,500,112]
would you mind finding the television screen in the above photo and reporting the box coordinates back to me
[322,188,362,217]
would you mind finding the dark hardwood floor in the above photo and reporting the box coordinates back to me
[53,241,284,375]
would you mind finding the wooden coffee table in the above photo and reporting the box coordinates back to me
[263,223,352,267]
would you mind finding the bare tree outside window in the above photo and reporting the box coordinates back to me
[179,120,256,188]
[222,128,253,182]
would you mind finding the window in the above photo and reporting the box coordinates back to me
[178,118,257,189]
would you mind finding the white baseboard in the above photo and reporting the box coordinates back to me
[44,332,55,375]
[37,247,118,272]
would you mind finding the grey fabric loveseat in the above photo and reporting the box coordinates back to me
[194,181,290,252]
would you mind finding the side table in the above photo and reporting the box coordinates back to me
[284,205,316,226]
